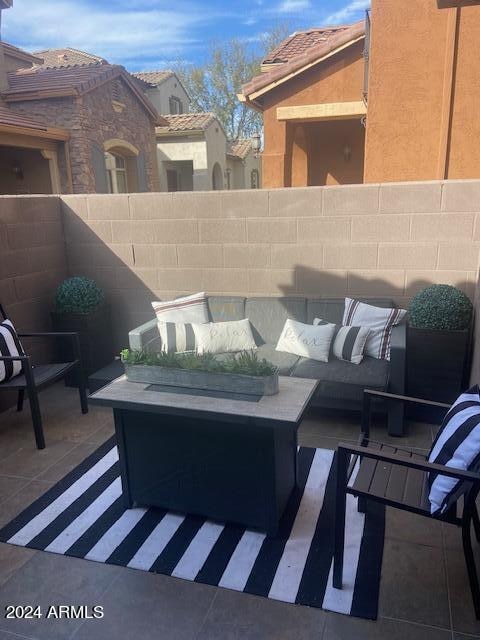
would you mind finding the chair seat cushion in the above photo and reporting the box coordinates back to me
[0,363,74,389]
[291,356,389,402]
[428,385,480,515]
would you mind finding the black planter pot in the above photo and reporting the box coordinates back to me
[51,303,114,387]
[406,325,472,421]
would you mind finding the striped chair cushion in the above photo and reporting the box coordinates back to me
[152,292,209,324]
[0,320,24,383]
[157,322,197,354]
[314,318,370,365]
[428,386,480,515]
[342,298,406,361]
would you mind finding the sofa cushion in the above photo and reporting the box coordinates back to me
[207,296,246,322]
[256,344,300,376]
[246,297,307,345]
[291,355,389,403]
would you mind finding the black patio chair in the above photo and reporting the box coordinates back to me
[0,304,88,450]
[333,389,480,619]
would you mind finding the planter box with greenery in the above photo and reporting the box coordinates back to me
[120,349,279,397]
[52,277,114,386]
[407,284,473,409]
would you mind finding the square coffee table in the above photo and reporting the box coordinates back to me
[89,375,318,536]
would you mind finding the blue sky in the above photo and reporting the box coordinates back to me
[2,0,369,71]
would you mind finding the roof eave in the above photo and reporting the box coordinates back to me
[241,29,365,107]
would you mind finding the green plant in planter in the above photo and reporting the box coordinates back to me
[409,284,472,330]
[120,349,277,377]
[55,277,105,315]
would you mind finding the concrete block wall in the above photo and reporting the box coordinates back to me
[60,180,480,352]
[0,195,68,408]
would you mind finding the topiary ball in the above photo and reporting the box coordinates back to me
[55,277,104,315]
[408,284,472,331]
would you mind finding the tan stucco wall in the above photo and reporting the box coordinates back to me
[364,0,480,182]
[144,76,190,116]
[261,40,365,188]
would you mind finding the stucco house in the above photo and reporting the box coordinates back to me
[155,112,229,191]
[135,71,261,191]
[240,0,480,187]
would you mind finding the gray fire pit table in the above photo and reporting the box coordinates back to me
[88,375,318,536]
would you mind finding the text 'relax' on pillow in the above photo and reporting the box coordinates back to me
[343,298,406,361]
[276,319,335,363]
[192,318,257,355]
[428,385,480,516]
[0,319,24,383]
[314,319,370,365]
[152,292,209,324]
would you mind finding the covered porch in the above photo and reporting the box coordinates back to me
[0,107,69,194]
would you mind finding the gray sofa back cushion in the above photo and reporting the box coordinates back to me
[246,297,307,345]
[306,297,396,325]
[207,296,246,322]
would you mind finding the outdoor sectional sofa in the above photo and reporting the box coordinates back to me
[129,296,407,436]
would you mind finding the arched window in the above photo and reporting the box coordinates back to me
[105,151,128,193]
[250,169,259,189]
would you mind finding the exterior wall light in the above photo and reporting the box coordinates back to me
[343,144,352,162]
[12,165,24,180]
[251,133,261,158]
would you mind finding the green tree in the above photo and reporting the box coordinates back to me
[175,24,291,140]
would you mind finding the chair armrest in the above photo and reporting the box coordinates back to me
[388,323,406,396]
[128,318,160,353]
[18,332,82,363]
[364,388,450,409]
[337,441,480,483]
[0,354,30,363]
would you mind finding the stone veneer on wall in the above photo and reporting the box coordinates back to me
[10,74,159,194]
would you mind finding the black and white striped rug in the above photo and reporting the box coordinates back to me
[0,437,385,619]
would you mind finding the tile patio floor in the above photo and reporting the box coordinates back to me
[0,383,478,640]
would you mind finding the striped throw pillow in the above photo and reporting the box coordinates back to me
[0,319,24,383]
[342,298,406,361]
[428,386,480,515]
[157,322,197,354]
[152,292,209,324]
[314,319,370,365]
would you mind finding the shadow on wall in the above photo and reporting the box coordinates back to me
[59,202,475,354]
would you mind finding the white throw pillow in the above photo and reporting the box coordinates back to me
[157,322,197,354]
[276,319,335,363]
[152,292,209,324]
[314,318,370,365]
[192,319,257,355]
[342,298,406,361]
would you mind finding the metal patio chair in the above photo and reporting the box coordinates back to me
[333,389,480,619]
[0,304,88,450]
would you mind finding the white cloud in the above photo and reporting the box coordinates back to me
[325,0,370,25]
[1,0,213,67]
[278,0,311,14]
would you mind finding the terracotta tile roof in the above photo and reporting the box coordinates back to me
[132,71,174,86]
[156,112,217,133]
[32,48,107,69]
[242,20,365,103]
[227,138,253,159]
[2,64,164,123]
[262,26,351,65]
[5,63,123,97]
[2,42,43,65]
